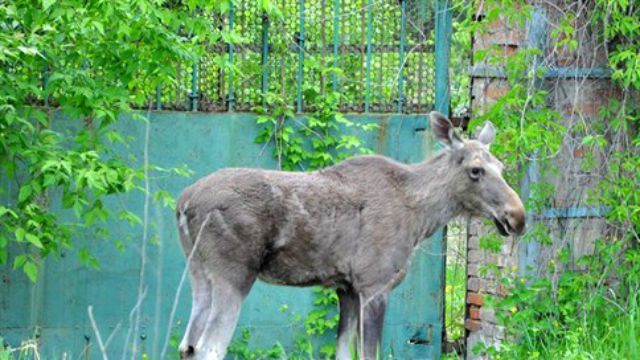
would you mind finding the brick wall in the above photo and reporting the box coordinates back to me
[464,1,615,358]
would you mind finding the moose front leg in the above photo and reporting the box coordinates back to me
[359,293,388,360]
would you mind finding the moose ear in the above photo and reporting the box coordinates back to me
[430,111,463,149]
[475,121,496,146]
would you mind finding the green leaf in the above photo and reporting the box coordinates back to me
[42,0,56,10]
[24,261,38,282]
[15,228,26,242]
[79,248,100,269]
[25,233,44,249]
[13,255,27,270]
[581,135,594,146]
[18,185,32,203]
[17,46,40,56]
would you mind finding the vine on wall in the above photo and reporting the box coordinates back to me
[459,0,640,358]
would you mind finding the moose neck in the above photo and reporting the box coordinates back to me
[407,150,461,238]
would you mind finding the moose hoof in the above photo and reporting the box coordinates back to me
[179,345,195,359]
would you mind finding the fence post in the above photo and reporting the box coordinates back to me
[227,3,235,112]
[190,61,199,111]
[296,0,306,113]
[364,0,373,112]
[397,0,407,113]
[433,1,451,358]
[155,84,162,110]
[262,13,270,109]
[42,56,49,108]
[518,6,547,278]
[434,0,451,116]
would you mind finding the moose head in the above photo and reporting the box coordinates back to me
[430,111,526,236]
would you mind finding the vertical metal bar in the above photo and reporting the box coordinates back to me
[280,0,286,99]
[377,28,383,111]
[261,13,269,109]
[332,0,340,93]
[176,63,182,108]
[190,61,198,111]
[417,0,426,113]
[320,0,327,94]
[526,8,547,89]
[518,7,547,279]
[297,0,305,113]
[155,84,162,110]
[42,56,49,108]
[397,0,406,113]
[434,0,451,116]
[364,0,373,112]
[227,3,235,112]
[359,2,366,112]
[518,153,540,278]
[217,12,225,111]
[431,4,451,358]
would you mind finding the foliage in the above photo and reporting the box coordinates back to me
[477,242,640,359]
[0,337,40,360]
[445,263,467,341]
[230,288,340,359]
[459,0,640,358]
[254,90,376,171]
[228,329,288,359]
[228,288,340,359]
[0,0,230,281]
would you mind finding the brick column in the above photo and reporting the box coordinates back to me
[465,2,615,358]
[465,8,524,358]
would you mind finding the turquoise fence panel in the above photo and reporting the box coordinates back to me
[1,112,444,359]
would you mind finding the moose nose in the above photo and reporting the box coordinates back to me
[504,208,526,235]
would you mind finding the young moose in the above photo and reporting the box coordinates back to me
[176,112,525,359]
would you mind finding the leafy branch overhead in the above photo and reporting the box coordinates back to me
[0,0,229,281]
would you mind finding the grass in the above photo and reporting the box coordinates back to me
[444,220,467,359]
[0,338,40,360]
[476,242,640,360]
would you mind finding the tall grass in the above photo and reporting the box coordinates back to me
[444,220,467,359]
[0,338,41,360]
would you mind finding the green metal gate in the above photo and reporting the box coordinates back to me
[153,0,450,116]
[1,0,451,358]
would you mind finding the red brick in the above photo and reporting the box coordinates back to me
[496,284,510,296]
[467,292,484,306]
[465,319,482,332]
[469,305,481,320]
[472,11,525,48]
[484,81,510,101]
[565,101,602,117]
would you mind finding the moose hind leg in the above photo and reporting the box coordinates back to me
[360,293,388,360]
[179,262,212,358]
[194,272,255,360]
[336,289,360,360]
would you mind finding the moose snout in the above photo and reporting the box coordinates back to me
[502,205,526,235]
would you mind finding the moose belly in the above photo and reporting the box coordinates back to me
[257,246,345,287]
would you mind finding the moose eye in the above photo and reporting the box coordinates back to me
[469,167,484,181]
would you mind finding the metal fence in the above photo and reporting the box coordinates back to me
[156,0,448,113]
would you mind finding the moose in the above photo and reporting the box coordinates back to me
[176,112,525,359]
